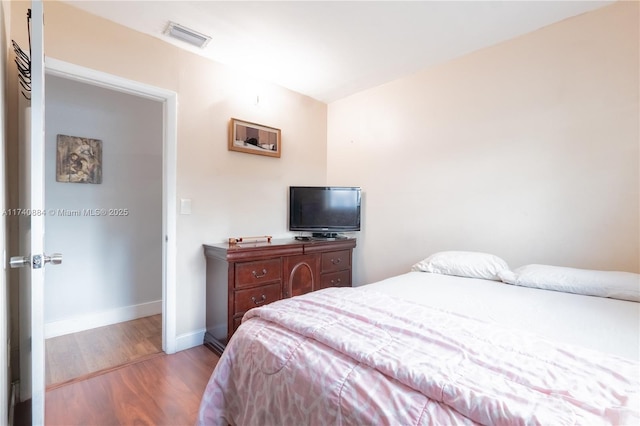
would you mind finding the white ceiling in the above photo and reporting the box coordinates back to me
[62,0,614,103]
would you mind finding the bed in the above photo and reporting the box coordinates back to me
[197,251,640,425]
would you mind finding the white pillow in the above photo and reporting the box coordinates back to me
[411,251,509,281]
[498,264,640,302]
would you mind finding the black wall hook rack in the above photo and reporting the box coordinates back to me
[12,9,32,100]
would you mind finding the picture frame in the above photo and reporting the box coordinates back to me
[56,134,103,184]
[229,118,281,158]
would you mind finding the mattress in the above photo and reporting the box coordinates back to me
[360,271,640,361]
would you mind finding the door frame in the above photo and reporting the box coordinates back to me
[44,57,178,353]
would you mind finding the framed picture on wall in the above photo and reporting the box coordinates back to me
[56,134,103,184]
[228,118,281,158]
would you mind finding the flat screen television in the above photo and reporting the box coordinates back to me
[289,186,361,238]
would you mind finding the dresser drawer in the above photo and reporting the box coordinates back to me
[320,270,351,289]
[204,238,356,348]
[234,282,281,313]
[321,250,351,273]
[235,258,282,288]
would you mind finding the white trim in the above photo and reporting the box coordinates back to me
[175,329,206,352]
[29,2,46,421]
[44,57,179,354]
[45,58,172,102]
[44,301,162,339]
[163,91,178,354]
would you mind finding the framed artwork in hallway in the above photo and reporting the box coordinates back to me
[56,134,103,184]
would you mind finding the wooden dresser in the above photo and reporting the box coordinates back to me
[203,238,356,354]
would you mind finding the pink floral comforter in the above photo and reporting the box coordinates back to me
[197,287,639,425]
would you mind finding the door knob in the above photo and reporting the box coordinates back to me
[44,253,63,265]
[9,256,30,269]
[9,253,63,269]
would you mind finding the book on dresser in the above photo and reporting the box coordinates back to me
[203,238,357,355]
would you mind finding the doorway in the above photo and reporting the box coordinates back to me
[43,74,164,386]
[13,57,178,422]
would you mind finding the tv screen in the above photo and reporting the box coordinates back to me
[289,186,361,236]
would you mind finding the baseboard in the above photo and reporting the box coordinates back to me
[173,324,227,353]
[203,331,226,356]
[174,328,206,352]
[208,323,226,341]
[44,300,162,339]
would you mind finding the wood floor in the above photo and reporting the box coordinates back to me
[45,345,219,425]
[45,314,164,387]
[17,315,219,425]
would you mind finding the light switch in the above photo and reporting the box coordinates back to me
[180,198,192,215]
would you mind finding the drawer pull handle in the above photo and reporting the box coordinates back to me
[331,258,341,265]
[251,294,267,305]
[252,269,268,279]
[331,278,341,285]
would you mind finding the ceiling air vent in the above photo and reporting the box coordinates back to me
[164,22,211,49]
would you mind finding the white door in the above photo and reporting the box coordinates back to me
[11,2,58,424]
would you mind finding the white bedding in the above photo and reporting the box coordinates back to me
[361,271,640,361]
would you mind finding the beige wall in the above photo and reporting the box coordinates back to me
[328,1,639,285]
[8,1,327,341]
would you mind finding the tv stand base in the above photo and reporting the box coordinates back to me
[311,232,346,239]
